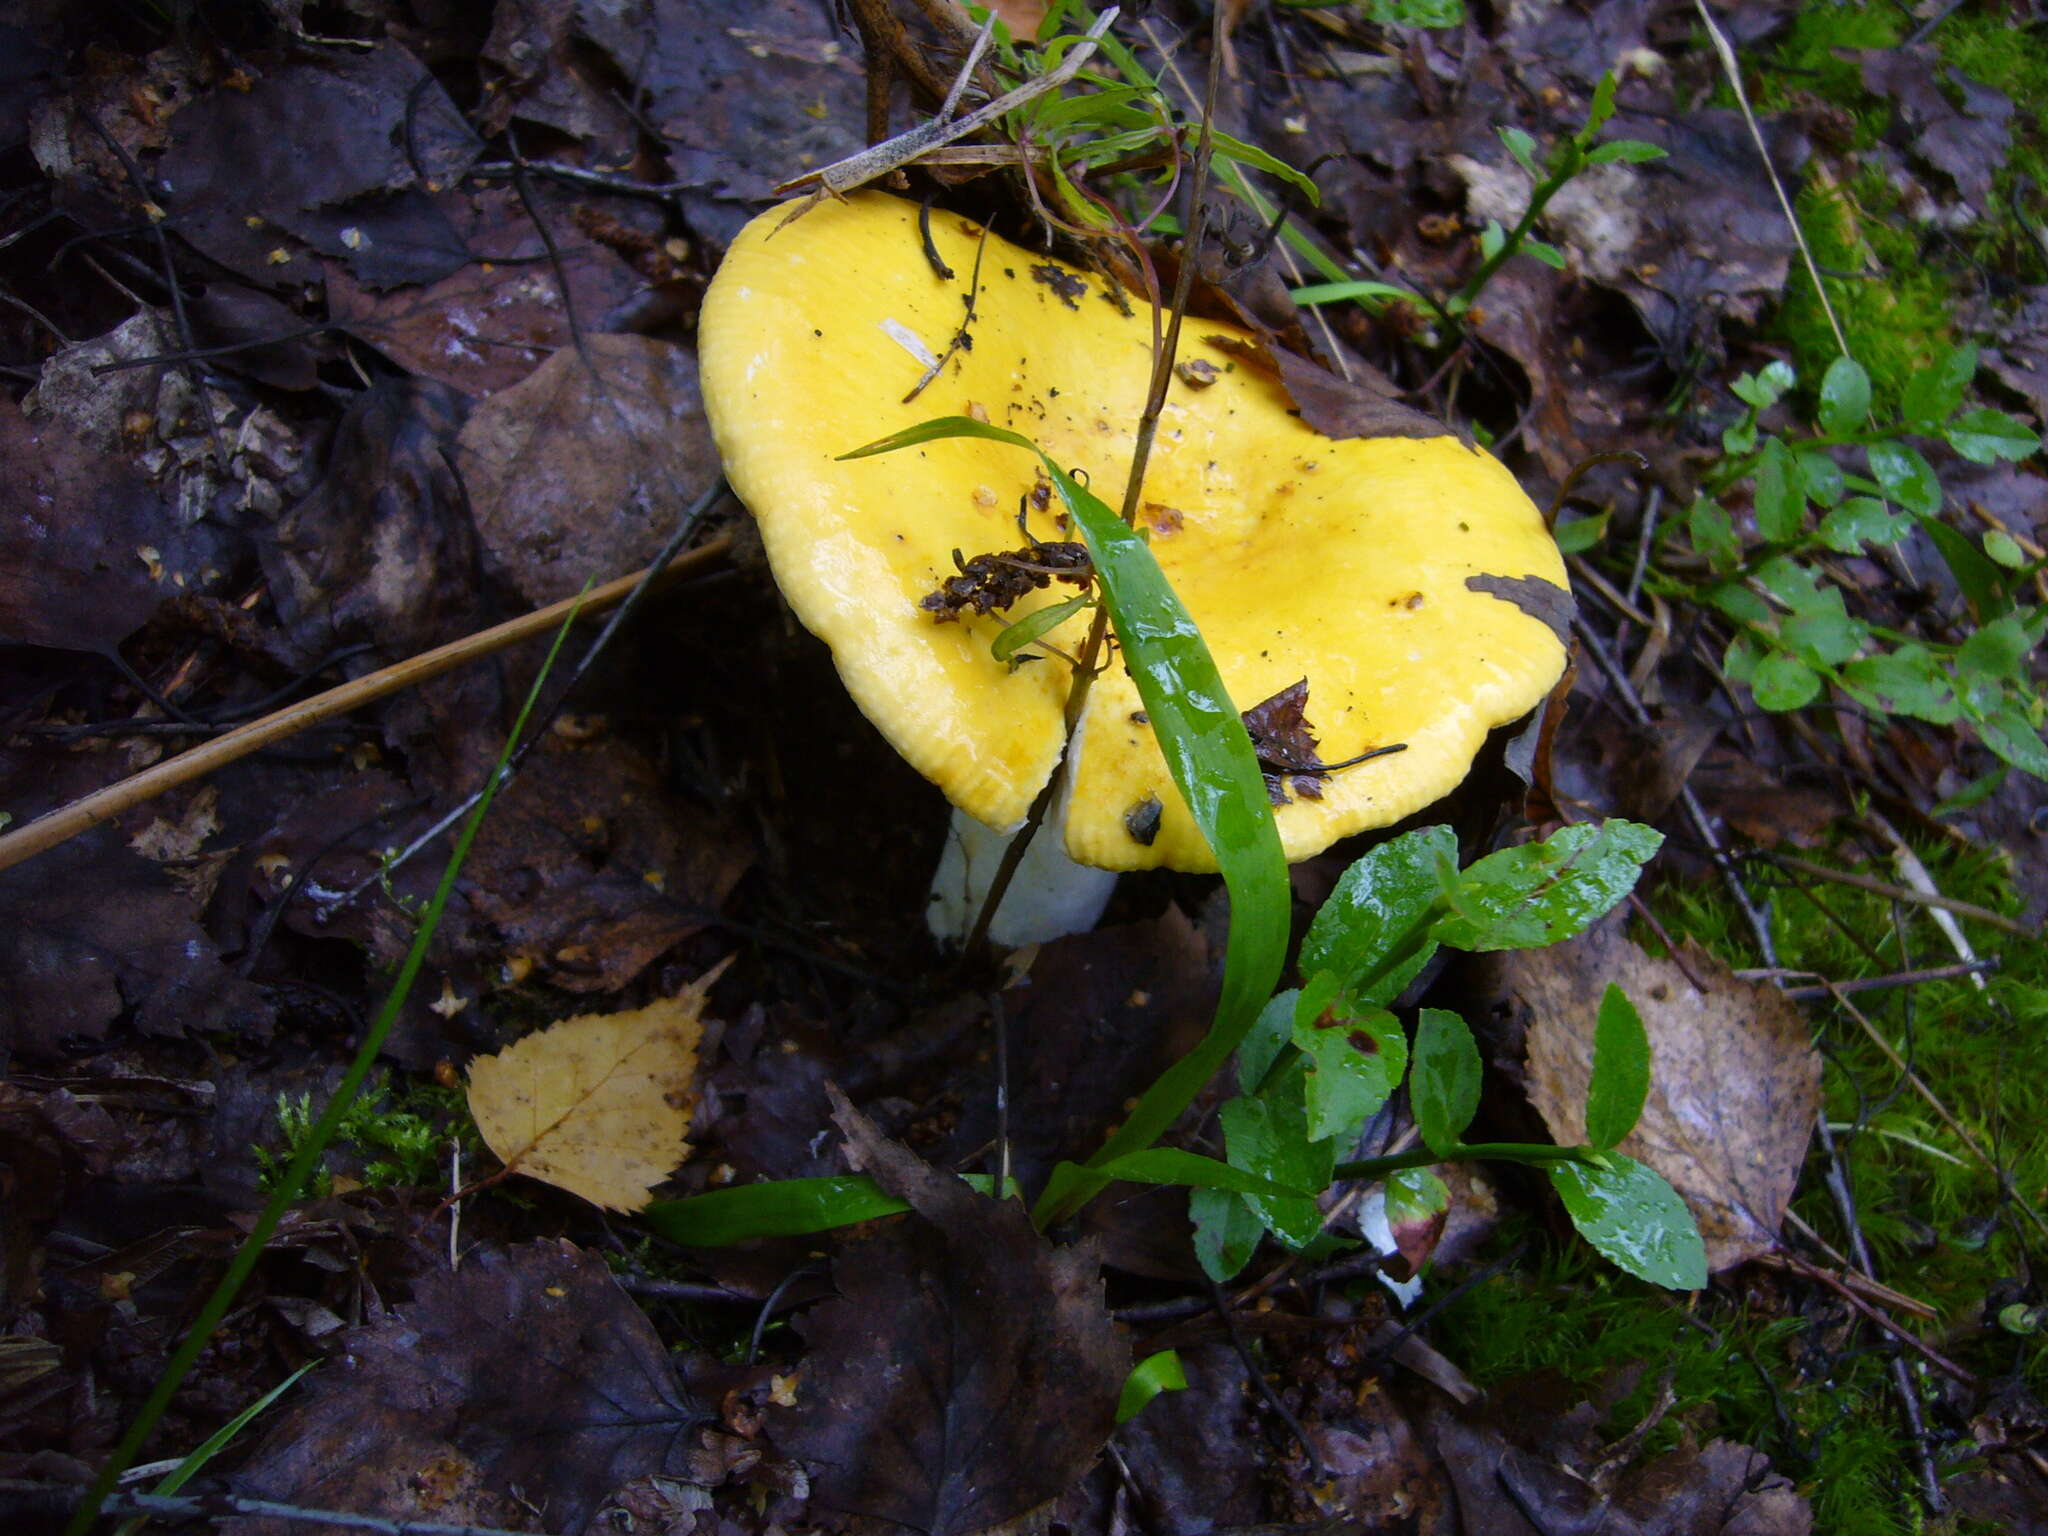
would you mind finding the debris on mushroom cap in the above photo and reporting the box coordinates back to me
[698,192,1571,873]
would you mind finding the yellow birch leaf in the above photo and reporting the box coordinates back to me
[465,959,729,1211]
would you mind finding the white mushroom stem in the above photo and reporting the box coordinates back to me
[926,770,1117,948]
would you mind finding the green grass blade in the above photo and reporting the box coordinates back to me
[842,417,1290,1227]
[66,597,591,1536]
[642,1176,908,1244]
[114,1361,318,1536]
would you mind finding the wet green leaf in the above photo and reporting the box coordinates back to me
[1868,441,1941,516]
[1753,438,1802,542]
[1294,999,1406,1143]
[1817,496,1911,554]
[1410,1008,1481,1156]
[1585,984,1650,1150]
[1816,355,1871,437]
[1751,650,1821,710]
[642,1176,908,1245]
[1222,1056,1336,1250]
[1840,646,1960,724]
[1116,1350,1188,1424]
[1433,821,1663,951]
[1299,825,1454,1003]
[1550,1154,1707,1290]
[1191,1186,1264,1282]
[1946,408,2040,465]
[990,593,1093,664]
[1586,138,1667,164]
[1900,342,1975,426]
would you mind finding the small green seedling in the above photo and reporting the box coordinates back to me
[1675,348,2046,783]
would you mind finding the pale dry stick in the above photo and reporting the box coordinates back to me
[1767,853,2031,938]
[773,9,1118,207]
[1824,979,2048,1242]
[1692,0,1850,360]
[1867,810,1986,989]
[0,539,733,875]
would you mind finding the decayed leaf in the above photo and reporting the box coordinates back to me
[466,961,727,1211]
[231,1241,710,1536]
[771,1088,1127,1536]
[1512,924,1821,1272]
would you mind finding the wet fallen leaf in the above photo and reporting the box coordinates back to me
[231,1241,711,1536]
[455,334,720,605]
[0,829,270,1060]
[158,42,481,290]
[771,1089,1126,1536]
[1514,922,1821,1272]
[467,962,725,1211]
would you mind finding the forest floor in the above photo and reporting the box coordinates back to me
[2,1,2047,1533]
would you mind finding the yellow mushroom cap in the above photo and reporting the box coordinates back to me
[698,193,1569,873]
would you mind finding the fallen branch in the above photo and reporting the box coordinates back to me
[0,537,732,875]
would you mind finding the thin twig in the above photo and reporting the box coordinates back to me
[1209,1277,1324,1482]
[99,1491,551,1536]
[315,478,731,909]
[1765,853,2030,937]
[0,535,733,874]
[1733,957,1999,999]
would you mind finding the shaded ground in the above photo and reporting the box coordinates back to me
[2,2,2046,1534]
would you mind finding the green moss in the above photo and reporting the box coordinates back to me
[1433,1227,1923,1533]
[1705,3,2048,411]
[1774,169,1957,412]
[1428,837,2044,1528]
[256,1073,478,1194]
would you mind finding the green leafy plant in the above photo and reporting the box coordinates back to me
[1291,72,1667,324]
[1673,348,2046,781]
[1190,822,1706,1292]
[647,418,1706,1293]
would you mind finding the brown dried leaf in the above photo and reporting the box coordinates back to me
[229,1241,710,1536]
[1513,924,1820,1272]
[455,334,721,606]
[771,1089,1127,1536]
[467,963,725,1211]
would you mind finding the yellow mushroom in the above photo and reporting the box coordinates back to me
[699,193,1568,927]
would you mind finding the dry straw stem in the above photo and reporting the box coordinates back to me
[1691,0,1851,360]
[0,538,731,875]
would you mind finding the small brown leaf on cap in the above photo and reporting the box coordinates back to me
[1466,572,1576,648]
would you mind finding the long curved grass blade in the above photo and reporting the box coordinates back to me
[67,597,591,1536]
[841,417,1290,1226]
